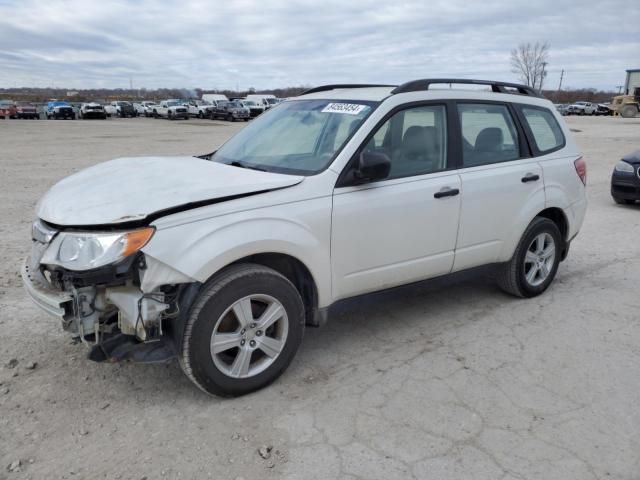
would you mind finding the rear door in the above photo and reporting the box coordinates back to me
[452,102,545,271]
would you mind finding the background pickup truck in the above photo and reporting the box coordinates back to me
[186,100,213,118]
[210,100,250,121]
[153,100,189,120]
[46,101,75,119]
[567,101,597,115]
[107,101,137,118]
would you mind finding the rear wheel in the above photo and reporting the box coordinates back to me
[497,217,562,298]
[180,264,305,397]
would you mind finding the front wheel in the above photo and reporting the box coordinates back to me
[180,264,305,397]
[496,217,562,298]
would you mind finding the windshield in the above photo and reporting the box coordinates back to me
[167,101,180,106]
[267,98,278,104]
[212,99,377,175]
[117,102,130,106]
[243,100,256,106]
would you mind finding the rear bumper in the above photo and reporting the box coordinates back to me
[21,259,73,319]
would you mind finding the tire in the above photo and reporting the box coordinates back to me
[621,105,638,118]
[168,111,173,120]
[180,263,305,397]
[198,111,204,119]
[226,113,233,122]
[614,197,635,205]
[496,217,563,298]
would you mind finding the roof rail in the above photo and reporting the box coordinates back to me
[301,84,396,95]
[391,79,541,97]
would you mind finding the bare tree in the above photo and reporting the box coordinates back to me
[510,42,550,91]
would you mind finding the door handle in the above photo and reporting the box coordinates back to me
[521,173,540,183]
[434,187,460,199]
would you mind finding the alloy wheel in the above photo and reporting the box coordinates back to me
[523,232,556,287]
[210,294,289,379]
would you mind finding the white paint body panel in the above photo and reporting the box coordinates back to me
[36,156,303,226]
[33,86,587,313]
[332,172,461,300]
[453,159,545,270]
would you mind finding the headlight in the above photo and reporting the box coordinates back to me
[41,227,154,271]
[614,161,635,173]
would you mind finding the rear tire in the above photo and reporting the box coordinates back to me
[180,264,305,397]
[497,217,562,298]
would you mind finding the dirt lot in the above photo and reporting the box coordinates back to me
[1,116,639,480]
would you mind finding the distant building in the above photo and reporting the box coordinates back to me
[625,69,640,95]
[66,91,79,97]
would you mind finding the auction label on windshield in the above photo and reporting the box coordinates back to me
[321,103,367,115]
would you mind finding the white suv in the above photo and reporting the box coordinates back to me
[22,79,587,396]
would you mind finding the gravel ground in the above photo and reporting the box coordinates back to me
[0,116,639,480]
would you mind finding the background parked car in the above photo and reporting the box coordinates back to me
[596,103,612,116]
[139,101,159,117]
[15,102,39,119]
[186,99,213,118]
[110,101,137,118]
[239,99,265,118]
[246,94,279,109]
[210,100,250,121]
[554,104,570,116]
[567,101,597,115]
[133,103,146,116]
[0,100,18,119]
[153,100,189,119]
[201,93,229,103]
[46,101,75,119]
[103,103,116,117]
[0,100,17,118]
[79,103,107,119]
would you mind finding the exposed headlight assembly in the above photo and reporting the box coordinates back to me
[614,161,635,173]
[41,227,154,271]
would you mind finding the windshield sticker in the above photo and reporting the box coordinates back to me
[321,103,368,115]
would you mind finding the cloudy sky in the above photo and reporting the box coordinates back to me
[0,0,638,91]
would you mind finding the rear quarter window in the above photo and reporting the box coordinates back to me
[520,106,565,154]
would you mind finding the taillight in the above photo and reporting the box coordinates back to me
[574,157,587,185]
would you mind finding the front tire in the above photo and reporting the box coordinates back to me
[497,217,562,298]
[180,264,305,397]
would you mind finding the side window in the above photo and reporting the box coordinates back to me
[364,105,447,179]
[457,103,520,167]
[520,106,565,153]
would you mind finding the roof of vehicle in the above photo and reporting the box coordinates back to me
[297,79,550,105]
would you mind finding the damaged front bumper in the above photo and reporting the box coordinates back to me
[21,260,73,319]
[21,250,191,364]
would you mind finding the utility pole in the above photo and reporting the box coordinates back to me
[540,62,548,91]
[558,69,564,91]
[617,85,623,94]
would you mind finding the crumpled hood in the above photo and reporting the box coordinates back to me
[37,156,304,226]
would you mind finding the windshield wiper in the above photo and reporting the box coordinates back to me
[229,160,267,172]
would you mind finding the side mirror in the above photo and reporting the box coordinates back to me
[355,151,391,182]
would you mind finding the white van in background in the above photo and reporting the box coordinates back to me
[246,94,279,109]
[202,94,229,103]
